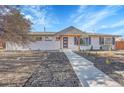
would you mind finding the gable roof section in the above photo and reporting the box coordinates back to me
[55,26,87,36]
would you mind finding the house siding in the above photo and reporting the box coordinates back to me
[6,41,60,51]
[61,37,92,51]
[6,36,116,51]
[90,36,116,50]
[68,37,77,50]
[5,25,119,51]
[91,37,101,50]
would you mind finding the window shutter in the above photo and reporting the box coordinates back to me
[112,37,115,45]
[89,37,91,45]
[101,38,104,44]
[99,37,104,44]
[99,37,101,44]
[74,37,78,45]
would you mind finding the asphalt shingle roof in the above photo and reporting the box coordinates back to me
[27,26,121,37]
[55,26,87,36]
[88,33,121,37]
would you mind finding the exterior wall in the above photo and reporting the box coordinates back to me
[29,41,60,50]
[6,40,60,51]
[101,45,115,50]
[65,37,92,51]
[6,42,29,50]
[61,37,77,50]
[101,37,116,50]
[90,36,116,50]
[80,45,91,50]
[112,45,115,50]
[91,37,101,50]
[68,37,77,50]
[5,35,117,51]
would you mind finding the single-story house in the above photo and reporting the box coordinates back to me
[1,26,121,51]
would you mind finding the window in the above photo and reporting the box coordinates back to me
[99,37,104,44]
[74,37,78,45]
[89,37,91,45]
[104,38,112,44]
[56,37,60,41]
[74,37,90,45]
[83,38,89,45]
[35,37,42,41]
[80,38,85,45]
[45,36,52,41]
[85,38,89,45]
[80,37,89,45]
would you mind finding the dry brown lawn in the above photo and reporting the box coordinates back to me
[0,51,48,87]
[76,50,124,86]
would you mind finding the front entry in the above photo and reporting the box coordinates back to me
[63,37,68,48]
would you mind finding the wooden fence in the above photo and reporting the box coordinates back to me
[116,41,124,50]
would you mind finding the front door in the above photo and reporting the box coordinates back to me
[63,37,68,48]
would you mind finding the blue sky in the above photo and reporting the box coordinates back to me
[17,5,124,35]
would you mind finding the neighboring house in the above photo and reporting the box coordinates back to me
[4,26,120,51]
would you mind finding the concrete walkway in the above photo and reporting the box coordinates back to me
[64,50,121,87]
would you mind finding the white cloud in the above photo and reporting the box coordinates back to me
[111,20,124,28]
[20,6,45,24]
[97,19,124,30]
[70,5,122,32]
[70,5,88,23]
[113,29,124,35]
[20,5,59,30]
[81,6,122,30]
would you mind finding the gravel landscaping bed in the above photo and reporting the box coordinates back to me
[75,51,124,86]
[24,52,81,87]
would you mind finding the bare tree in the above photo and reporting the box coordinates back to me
[0,5,32,45]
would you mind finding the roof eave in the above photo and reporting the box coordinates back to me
[89,34,121,37]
